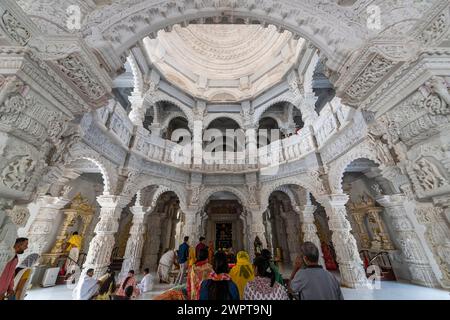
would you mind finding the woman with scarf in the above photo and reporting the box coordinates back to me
[186,248,213,300]
[229,251,254,299]
[244,255,289,300]
[115,270,138,298]
[199,251,240,300]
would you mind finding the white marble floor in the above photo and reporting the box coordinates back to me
[25,280,450,300]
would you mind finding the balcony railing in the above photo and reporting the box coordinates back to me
[91,98,356,173]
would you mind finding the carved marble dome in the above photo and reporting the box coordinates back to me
[144,24,304,102]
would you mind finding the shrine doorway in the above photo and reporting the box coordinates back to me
[201,192,246,253]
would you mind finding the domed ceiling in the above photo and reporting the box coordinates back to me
[144,24,304,102]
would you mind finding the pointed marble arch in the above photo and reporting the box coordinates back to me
[260,174,325,210]
[67,143,119,195]
[161,112,191,135]
[253,92,299,127]
[123,174,189,212]
[83,0,365,75]
[273,185,302,209]
[147,91,195,129]
[198,186,249,210]
[203,114,243,130]
[327,140,389,194]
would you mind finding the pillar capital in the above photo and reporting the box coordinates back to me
[36,195,71,209]
[327,194,350,207]
[376,194,407,208]
[96,194,128,210]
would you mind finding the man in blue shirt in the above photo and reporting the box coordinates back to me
[175,236,190,284]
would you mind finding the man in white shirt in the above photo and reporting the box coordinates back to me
[137,268,153,294]
[73,268,100,300]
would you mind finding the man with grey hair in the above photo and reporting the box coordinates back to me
[289,242,344,300]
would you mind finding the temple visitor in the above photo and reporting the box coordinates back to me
[290,242,344,300]
[260,249,284,285]
[187,248,214,300]
[195,236,207,260]
[244,255,289,300]
[175,236,190,284]
[199,251,240,300]
[112,286,134,300]
[116,270,138,298]
[0,237,28,300]
[64,232,82,275]
[95,270,116,300]
[157,249,178,283]
[137,268,153,294]
[229,251,254,299]
[72,268,100,300]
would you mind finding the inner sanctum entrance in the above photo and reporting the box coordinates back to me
[216,223,233,249]
[201,192,246,252]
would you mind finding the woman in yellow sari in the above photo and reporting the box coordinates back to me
[229,251,254,299]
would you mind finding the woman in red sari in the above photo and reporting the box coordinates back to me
[187,248,213,300]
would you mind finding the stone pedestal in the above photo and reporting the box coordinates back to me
[377,195,439,287]
[324,195,369,288]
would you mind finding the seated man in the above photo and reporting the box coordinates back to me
[289,242,344,300]
[72,268,101,300]
[137,268,153,294]
[157,249,178,284]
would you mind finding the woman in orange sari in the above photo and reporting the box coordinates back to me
[186,248,213,300]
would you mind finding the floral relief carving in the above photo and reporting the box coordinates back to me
[409,157,448,195]
[345,55,396,101]
[6,206,30,227]
[1,11,31,45]
[1,155,36,191]
[55,54,107,102]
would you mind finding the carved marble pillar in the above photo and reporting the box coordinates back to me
[245,127,258,166]
[182,210,200,244]
[249,209,267,260]
[351,211,371,249]
[83,195,126,277]
[323,195,369,288]
[367,207,394,251]
[143,211,162,271]
[298,205,325,267]
[128,94,145,126]
[120,205,147,278]
[376,195,439,287]
[301,93,319,126]
[283,214,301,265]
[26,196,70,259]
